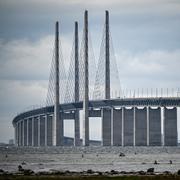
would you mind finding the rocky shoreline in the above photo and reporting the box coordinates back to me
[0,167,180,176]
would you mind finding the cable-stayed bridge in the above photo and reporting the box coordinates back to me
[13,11,180,147]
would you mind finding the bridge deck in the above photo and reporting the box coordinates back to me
[12,97,180,125]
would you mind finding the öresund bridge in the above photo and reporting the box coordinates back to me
[12,11,180,147]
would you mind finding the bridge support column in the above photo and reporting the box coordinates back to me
[17,122,20,146]
[18,123,20,146]
[23,119,27,146]
[56,112,64,146]
[164,107,177,146]
[102,108,111,146]
[47,115,53,146]
[28,118,32,146]
[15,124,17,146]
[112,108,122,146]
[74,110,80,146]
[45,115,48,146]
[32,118,34,146]
[33,117,38,147]
[147,107,149,146]
[17,122,19,146]
[135,107,147,146]
[38,116,40,146]
[124,107,134,146]
[22,120,24,146]
[133,107,136,146]
[27,119,29,146]
[40,116,45,146]
[122,107,124,146]
[19,121,23,146]
[19,121,21,146]
[16,124,19,146]
[149,107,161,146]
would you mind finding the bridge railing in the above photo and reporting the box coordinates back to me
[109,88,180,99]
[15,88,180,117]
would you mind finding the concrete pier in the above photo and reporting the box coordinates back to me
[47,115,53,146]
[122,107,124,146]
[32,118,34,146]
[45,115,48,146]
[23,119,27,146]
[20,121,23,146]
[112,108,122,146]
[28,118,32,146]
[22,120,24,146]
[149,107,161,146]
[33,117,38,146]
[40,116,45,146]
[102,108,111,146]
[135,107,147,146]
[38,117,40,146]
[15,124,18,146]
[74,110,80,146]
[27,119,29,146]
[164,107,177,146]
[56,113,64,146]
[124,108,134,146]
[17,122,20,146]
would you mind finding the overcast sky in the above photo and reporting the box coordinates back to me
[0,0,180,143]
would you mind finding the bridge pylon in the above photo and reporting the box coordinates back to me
[83,10,89,146]
[74,21,80,146]
[105,10,110,99]
[54,21,63,146]
[53,21,59,146]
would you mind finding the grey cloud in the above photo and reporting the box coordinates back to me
[0,36,72,80]
[1,0,180,45]
[115,50,180,90]
[0,79,47,142]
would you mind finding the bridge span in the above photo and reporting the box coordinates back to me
[13,97,180,147]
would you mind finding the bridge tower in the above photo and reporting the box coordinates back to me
[83,10,89,146]
[102,11,111,146]
[53,21,59,146]
[74,21,80,146]
[105,10,110,99]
